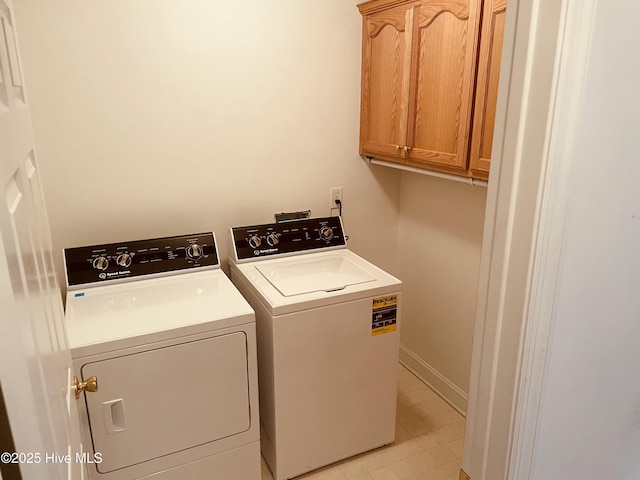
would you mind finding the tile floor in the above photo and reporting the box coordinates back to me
[260,364,465,480]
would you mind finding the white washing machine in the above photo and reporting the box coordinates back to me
[64,232,260,480]
[228,217,402,480]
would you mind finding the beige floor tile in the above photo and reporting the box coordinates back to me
[385,459,421,479]
[376,443,409,464]
[433,424,464,444]
[407,450,440,473]
[338,455,369,478]
[299,465,348,480]
[433,408,465,427]
[396,437,424,457]
[424,444,458,467]
[394,423,414,443]
[445,438,464,458]
[369,464,402,480]
[348,473,375,480]
[400,419,434,438]
[440,459,462,479]
[414,432,441,451]
[421,466,453,480]
[360,449,390,472]
[319,468,350,480]
[450,419,466,438]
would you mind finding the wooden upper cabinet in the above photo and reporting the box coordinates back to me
[469,0,506,179]
[405,1,480,171]
[359,3,414,160]
[358,0,505,180]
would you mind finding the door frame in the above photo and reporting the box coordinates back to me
[463,0,598,478]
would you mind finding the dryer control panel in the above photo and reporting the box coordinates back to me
[231,216,346,262]
[64,232,219,288]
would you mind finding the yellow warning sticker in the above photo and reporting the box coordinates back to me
[372,294,398,336]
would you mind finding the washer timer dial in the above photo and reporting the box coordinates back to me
[319,226,334,241]
[186,244,203,260]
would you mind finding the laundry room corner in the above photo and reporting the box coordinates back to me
[395,171,487,414]
[11,0,402,293]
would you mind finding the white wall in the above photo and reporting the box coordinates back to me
[530,0,640,477]
[14,1,485,411]
[13,0,401,287]
[397,172,486,411]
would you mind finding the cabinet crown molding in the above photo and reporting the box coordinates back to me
[357,0,418,15]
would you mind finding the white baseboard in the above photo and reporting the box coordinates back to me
[399,344,468,416]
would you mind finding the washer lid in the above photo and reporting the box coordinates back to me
[231,249,402,316]
[256,254,375,296]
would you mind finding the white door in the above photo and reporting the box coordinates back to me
[0,1,83,479]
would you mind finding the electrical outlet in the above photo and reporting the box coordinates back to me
[330,187,343,208]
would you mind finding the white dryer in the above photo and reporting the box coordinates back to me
[229,217,401,480]
[64,233,260,480]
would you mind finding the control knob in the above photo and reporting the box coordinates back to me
[248,235,262,249]
[116,253,132,268]
[186,244,203,260]
[266,233,279,246]
[92,256,109,271]
[319,226,334,241]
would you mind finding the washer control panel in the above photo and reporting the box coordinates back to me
[231,216,346,261]
[64,232,218,287]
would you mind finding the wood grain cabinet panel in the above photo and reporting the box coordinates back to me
[406,1,480,171]
[358,0,506,180]
[360,3,414,160]
[469,0,506,179]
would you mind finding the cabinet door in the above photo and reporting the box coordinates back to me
[360,3,414,161]
[469,0,506,178]
[405,0,481,170]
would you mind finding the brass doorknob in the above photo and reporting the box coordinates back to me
[73,375,98,400]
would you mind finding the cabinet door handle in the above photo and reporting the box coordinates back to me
[404,146,411,152]
[395,145,401,151]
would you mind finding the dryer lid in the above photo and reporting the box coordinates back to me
[256,254,375,296]
[65,270,254,357]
